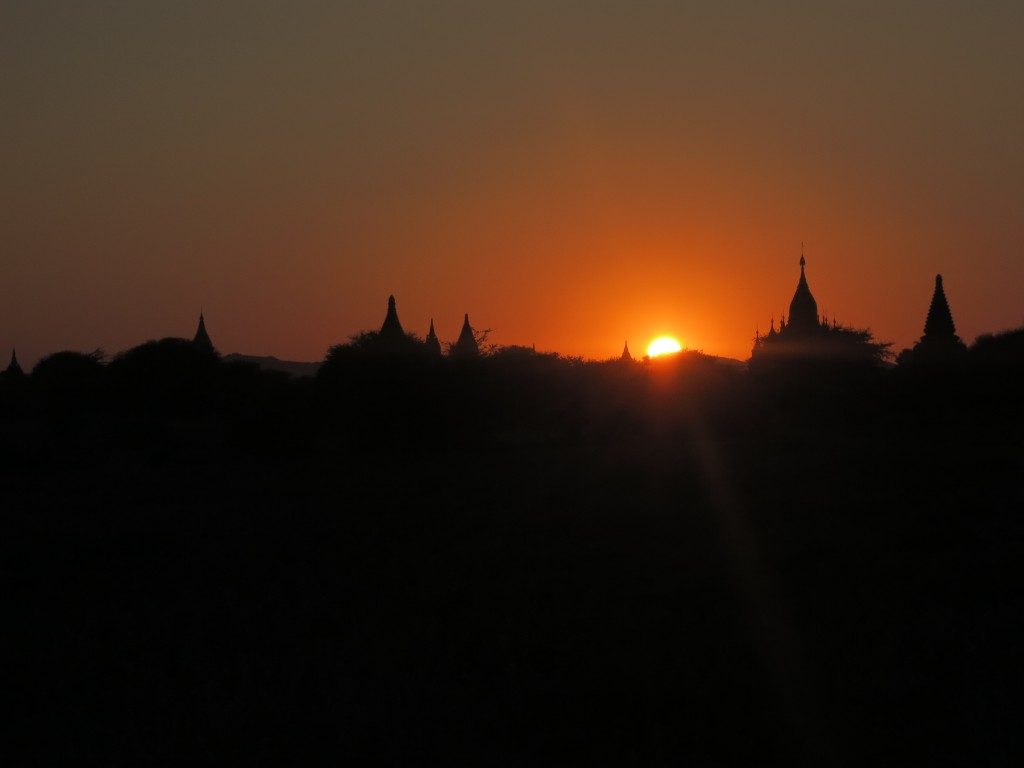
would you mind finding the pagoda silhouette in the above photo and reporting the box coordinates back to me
[5,349,24,378]
[450,314,480,359]
[320,295,456,373]
[360,295,425,356]
[751,249,889,370]
[193,312,216,355]
[898,274,967,367]
[425,320,442,357]
[0,349,27,393]
[379,295,405,341]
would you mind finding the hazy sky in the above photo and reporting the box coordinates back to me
[3,1,1023,366]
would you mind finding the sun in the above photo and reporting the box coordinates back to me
[647,337,682,357]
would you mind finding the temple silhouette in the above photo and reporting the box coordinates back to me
[425,320,442,357]
[379,295,405,341]
[373,296,480,358]
[6,250,1024,767]
[10,260,1014,379]
[192,312,216,355]
[5,349,23,378]
[898,274,968,366]
[0,349,26,392]
[750,250,890,369]
[450,313,480,359]
[753,250,832,346]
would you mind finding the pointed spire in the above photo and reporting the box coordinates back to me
[910,273,967,365]
[380,294,405,340]
[425,318,442,356]
[450,313,480,359]
[5,348,24,377]
[620,341,633,362]
[923,274,957,339]
[788,252,818,332]
[193,312,214,353]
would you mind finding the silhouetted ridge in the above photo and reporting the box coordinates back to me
[970,327,1024,373]
[31,349,107,401]
[450,314,480,359]
[222,353,320,378]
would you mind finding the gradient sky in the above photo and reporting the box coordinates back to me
[3,1,1023,367]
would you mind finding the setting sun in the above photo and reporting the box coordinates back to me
[647,337,682,357]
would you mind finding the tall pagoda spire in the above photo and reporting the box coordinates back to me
[450,313,480,358]
[379,294,405,340]
[620,341,633,362]
[193,312,215,353]
[923,274,957,339]
[5,349,24,377]
[787,251,819,333]
[907,273,966,365]
[425,318,442,356]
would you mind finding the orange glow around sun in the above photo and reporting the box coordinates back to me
[647,337,682,357]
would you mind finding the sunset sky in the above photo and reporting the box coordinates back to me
[3,1,1023,367]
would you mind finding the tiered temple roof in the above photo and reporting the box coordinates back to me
[923,274,957,341]
[906,274,966,365]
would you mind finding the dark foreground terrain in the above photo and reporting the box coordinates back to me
[3,348,1023,765]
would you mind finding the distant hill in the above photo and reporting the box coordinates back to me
[223,351,743,376]
[222,353,321,378]
[708,355,747,370]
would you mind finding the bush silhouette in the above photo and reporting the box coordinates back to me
[108,337,219,413]
[31,349,107,403]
